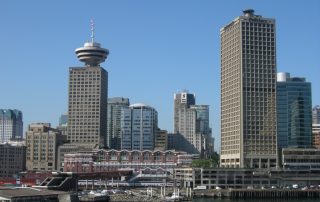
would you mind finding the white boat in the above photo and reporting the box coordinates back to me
[165,192,181,201]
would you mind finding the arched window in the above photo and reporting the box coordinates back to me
[120,151,128,161]
[110,152,117,161]
[143,152,150,161]
[132,152,140,161]
[154,152,161,161]
[166,152,173,161]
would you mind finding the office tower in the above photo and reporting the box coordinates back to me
[0,109,23,143]
[26,123,67,171]
[0,142,26,177]
[68,22,109,148]
[277,72,312,149]
[174,91,195,134]
[121,103,158,150]
[107,97,130,149]
[174,91,213,155]
[220,9,277,168]
[192,105,214,157]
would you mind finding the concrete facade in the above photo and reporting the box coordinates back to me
[175,167,320,189]
[68,66,108,147]
[174,92,213,156]
[220,9,277,168]
[68,37,109,148]
[155,129,168,151]
[26,123,67,171]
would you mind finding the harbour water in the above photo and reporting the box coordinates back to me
[192,199,320,202]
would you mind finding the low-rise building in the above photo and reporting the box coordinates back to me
[0,142,26,177]
[0,187,77,202]
[26,123,67,171]
[57,143,97,171]
[175,167,320,189]
[282,148,320,170]
[312,124,320,149]
[155,129,168,151]
[64,149,193,173]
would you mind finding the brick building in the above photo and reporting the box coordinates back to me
[64,149,193,173]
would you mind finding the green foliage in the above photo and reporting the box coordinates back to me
[191,152,220,168]
[191,159,212,168]
[211,151,220,167]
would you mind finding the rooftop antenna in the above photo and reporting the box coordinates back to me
[90,19,95,43]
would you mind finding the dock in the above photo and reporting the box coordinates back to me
[193,189,320,199]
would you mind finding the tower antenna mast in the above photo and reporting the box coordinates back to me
[90,19,95,43]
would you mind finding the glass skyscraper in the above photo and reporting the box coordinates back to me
[277,72,312,149]
[0,109,23,142]
[121,103,158,150]
[107,97,130,149]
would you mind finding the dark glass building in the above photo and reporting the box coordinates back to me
[277,72,312,149]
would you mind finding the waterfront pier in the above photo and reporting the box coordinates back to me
[193,189,320,199]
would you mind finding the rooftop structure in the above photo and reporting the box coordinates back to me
[75,20,109,67]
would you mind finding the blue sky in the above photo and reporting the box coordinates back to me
[1,0,319,151]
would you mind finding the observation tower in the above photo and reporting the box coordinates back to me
[75,20,109,67]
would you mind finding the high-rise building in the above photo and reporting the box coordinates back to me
[121,103,158,150]
[174,91,195,134]
[220,9,277,168]
[26,123,67,171]
[0,109,23,143]
[67,22,109,148]
[277,72,312,149]
[192,105,214,157]
[107,97,130,149]
[174,91,213,155]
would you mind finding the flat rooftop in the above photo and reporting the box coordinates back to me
[0,187,67,199]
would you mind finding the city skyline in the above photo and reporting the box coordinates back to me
[1,1,320,151]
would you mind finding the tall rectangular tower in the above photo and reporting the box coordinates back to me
[68,33,109,148]
[174,91,195,134]
[107,97,130,149]
[277,72,312,149]
[121,103,158,150]
[68,67,108,147]
[220,9,277,168]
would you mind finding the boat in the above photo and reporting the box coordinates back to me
[165,192,182,201]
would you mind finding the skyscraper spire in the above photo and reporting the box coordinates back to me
[90,19,95,43]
